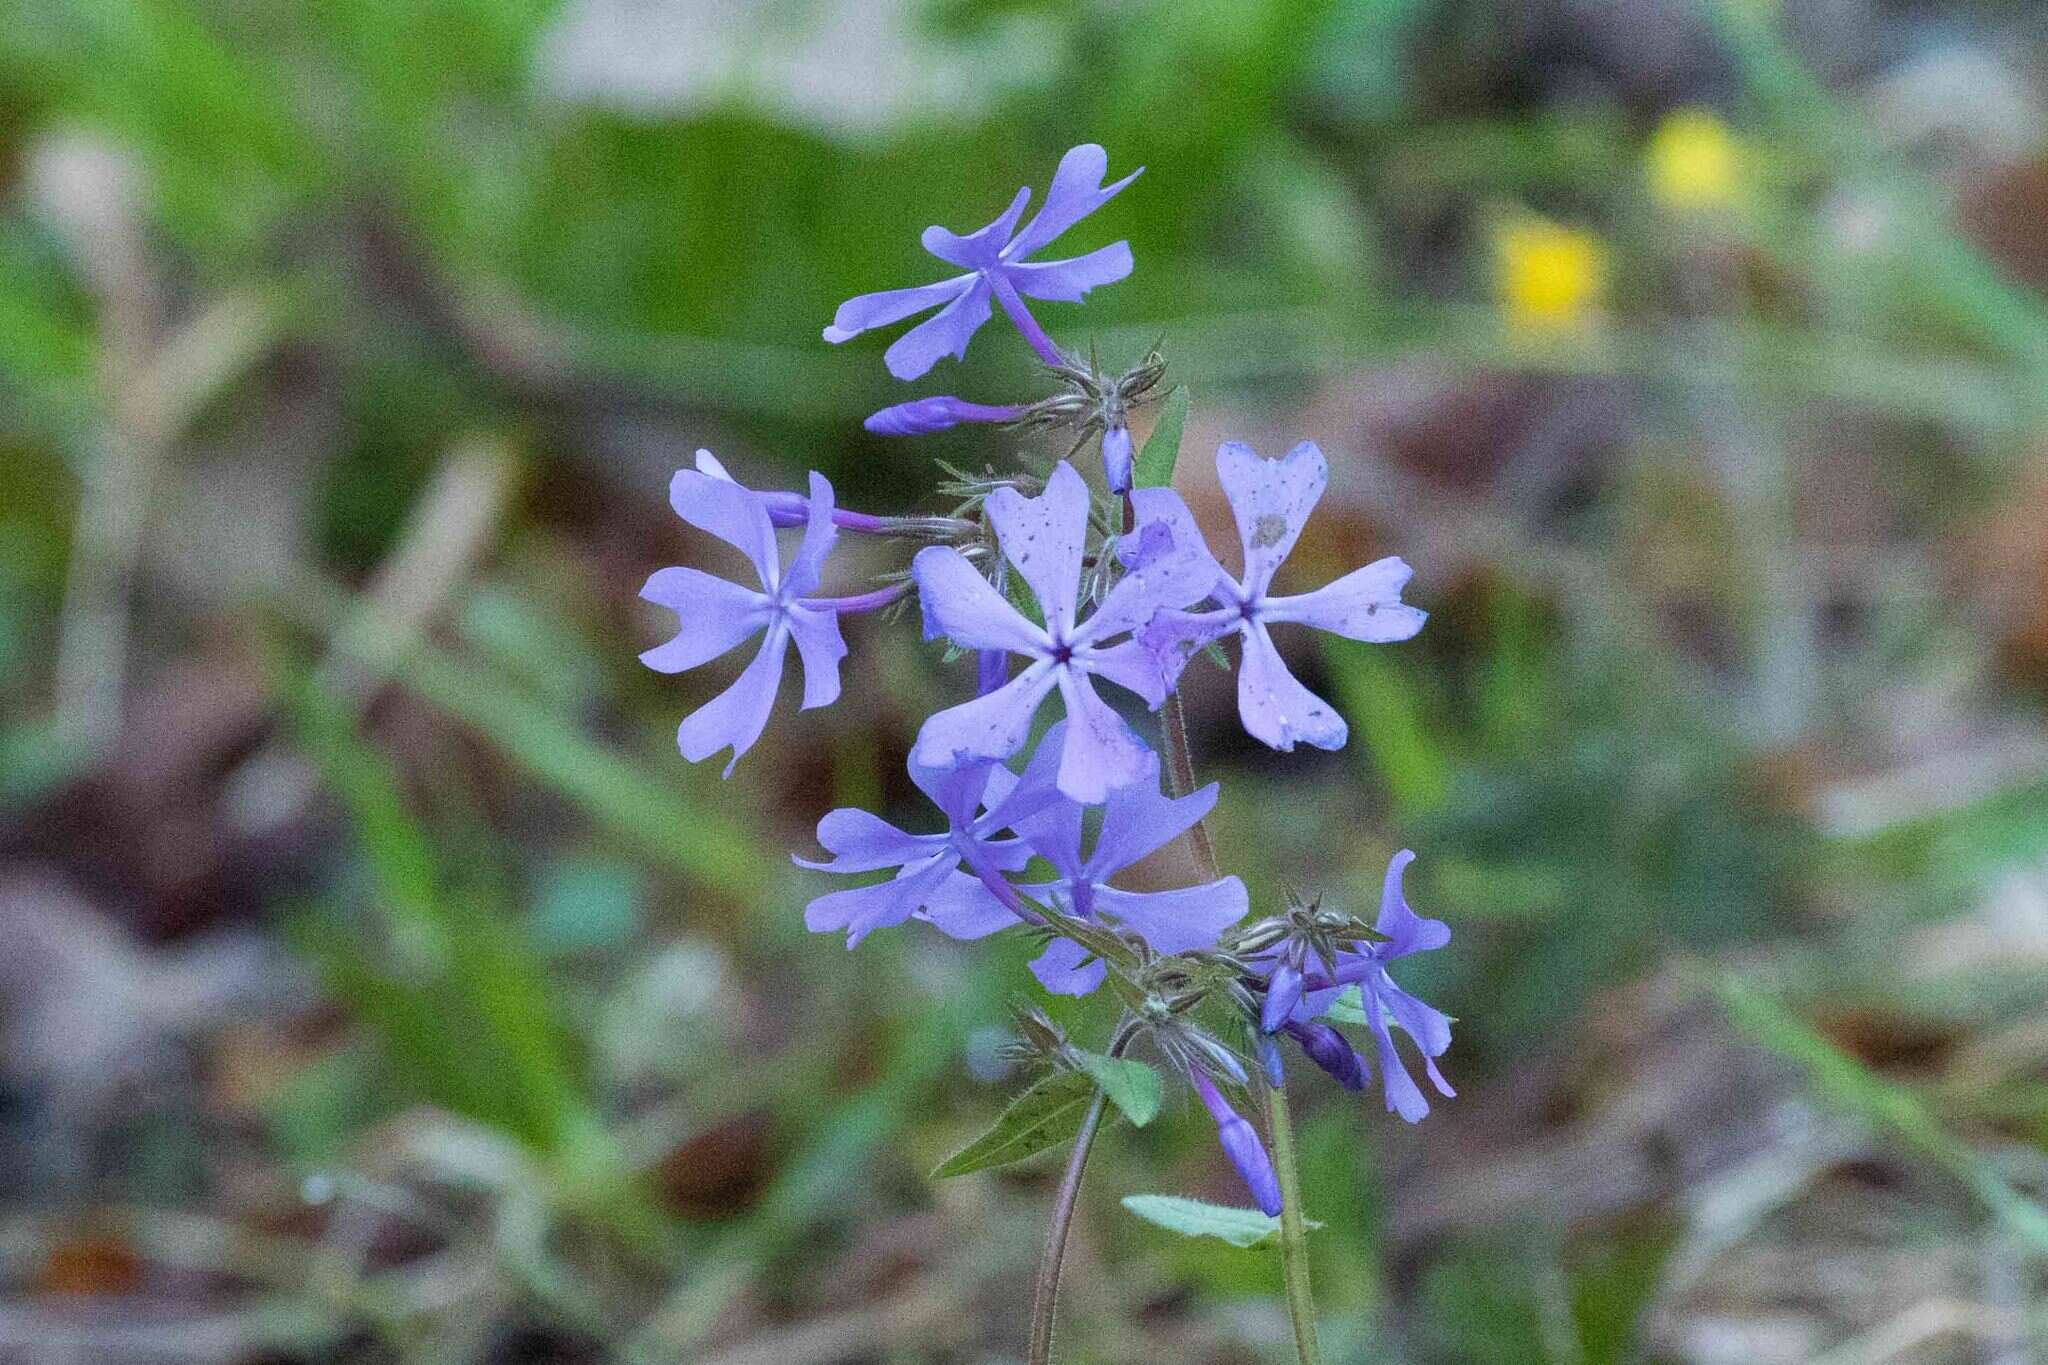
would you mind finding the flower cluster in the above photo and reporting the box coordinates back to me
[637,145,1454,1218]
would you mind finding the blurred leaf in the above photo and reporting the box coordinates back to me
[1134,385,1187,489]
[1075,1049,1161,1127]
[1322,636,1449,815]
[931,1069,1095,1178]
[1120,1194,1317,1249]
[1325,985,1369,1027]
[1716,974,2048,1254]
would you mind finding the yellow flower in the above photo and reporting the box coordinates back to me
[1646,108,1741,210]
[1494,217,1605,332]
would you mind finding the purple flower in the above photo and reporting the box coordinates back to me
[1126,441,1428,752]
[911,461,1215,803]
[639,460,848,775]
[798,739,1064,947]
[824,144,1141,379]
[1188,1068,1282,1216]
[1268,850,1455,1123]
[865,396,1028,436]
[1011,744,1248,995]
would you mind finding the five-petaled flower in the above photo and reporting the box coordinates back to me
[1259,850,1456,1123]
[912,460,1214,803]
[639,455,848,775]
[1010,741,1247,995]
[824,144,1141,380]
[1130,440,1427,752]
[798,741,1063,947]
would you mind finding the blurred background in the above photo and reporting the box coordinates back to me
[7,0,2048,1361]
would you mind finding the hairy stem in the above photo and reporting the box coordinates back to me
[1028,1019,1137,1365]
[1157,675,1320,1365]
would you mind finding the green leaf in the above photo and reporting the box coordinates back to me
[1324,984,1370,1026]
[931,1070,1096,1178]
[1121,1194,1321,1249]
[1134,386,1188,489]
[1075,1051,1161,1127]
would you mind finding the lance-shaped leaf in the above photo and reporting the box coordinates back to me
[931,1070,1096,1178]
[1134,385,1188,490]
[1075,1049,1161,1127]
[1120,1194,1322,1249]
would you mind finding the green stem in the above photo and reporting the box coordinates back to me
[1159,676,1322,1364]
[1264,1082,1324,1365]
[1027,1018,1138,1365]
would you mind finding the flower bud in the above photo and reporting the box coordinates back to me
[1101,422,1133,494]
[1285,1021,1367,1092]
[1189,1069,1282,1216]
[864,396,1027,437]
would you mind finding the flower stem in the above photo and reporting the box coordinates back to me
[1157,677,1321,1365]
[1028,1018,1136,1365]
[1264,1081,1324,1365]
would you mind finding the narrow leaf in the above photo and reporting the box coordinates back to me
[1121,1194,1321,1249]
[931,1070,1096,1178]
[1134,386,1188,489]
[1076,1051,1161,1127]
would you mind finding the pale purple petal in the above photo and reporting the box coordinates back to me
[1375,849,1451,958]
[1236,621,1347,752]
[978,721,1069,831]
[637,567,768,674]
[1008,241,1134,302]
[1053,667,1152,803]
[1078,512,1225,644]
[795,806,941,874]
[1015,791,1086,880]
[1093,878,1246,955]
[1215,440,1328,597]
[785,603,847,711]
[782,472,839,598]
[676,623,790,776]
[803,853,955,947]
[1004,145,1143,261]
[1365,1003,1432,1123]
[985,461,1089,638]
[1136,608,1235,695]
[882,276,994,381]
[669,466,779,590]
[1261,961,1303,1033]
[1377,974,1454,1057]
[912,546,1048,655]
[1087,638,1169,708]
[912,659,1060,772]
[1028,935,1107,996]
[1261,556,1427,643]
[919,870,1020,940]
[909,753,1000,829]
[1117,487,1228,589]
[922,185,1033,268]
[824,276,973,343]
[1089,773,1217,877]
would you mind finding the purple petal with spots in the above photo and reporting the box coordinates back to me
[1215,440,1328,597]
[912,659,1061,772]
[1262,555,1427,643]
[985,462,1090,637]
[1052,666,1151,803]
[1236,620,1347,751]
